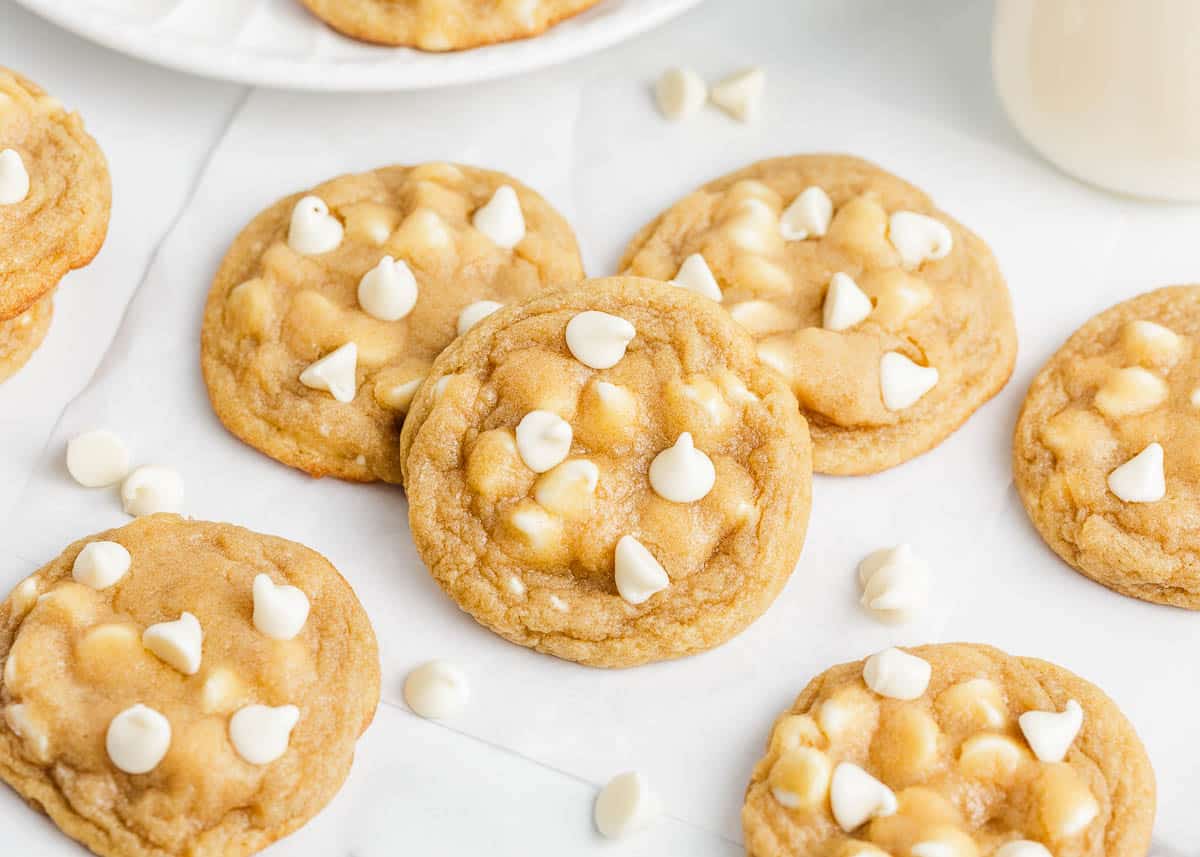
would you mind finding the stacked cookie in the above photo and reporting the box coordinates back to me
[0,68,110,383]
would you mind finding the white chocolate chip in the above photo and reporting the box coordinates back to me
[252,574,311,641]
[672,253,723,302]
[862,648,932,700]
[299,342,358,403]
[404,660,470,719]
[648,433,716,503]
[506,576,526,596]
[614,536,670,605]
[594,771,662,839]
[121,465,184,517]
[357,256,418,322]
[534,459,600,515]
[201,668,242,714]
[728,300,795,335]
[888,211,953,269]
[229,704,299,765]
[880,352,938,411]
[287,196,343,255]
[565,311,636,369]
[1122,319,1183,367]
[66,429,130,488]
[1192,388,1200,408]
[142,612,203,675]
[72,541,131,590]
[106,704,171,774]
[515,410,573,473]
[1019,699,1084,762]
[910,844,955,857]
[829,762,897,832]
[857,544,930,622]
[435,375,455,399]
[0,149,30,205]
[1107,442,1165,503]
[10,577,39,615]
[823,272,873,332]
[655,67,707,120]
[710,67,766,122]
[4,704,48,760]
[994,842,1053,857]
[457,300,504,336]
[1094,367,1168,419]
[472,185,525,249]
[780,186,833,241]
[379,377,424,411]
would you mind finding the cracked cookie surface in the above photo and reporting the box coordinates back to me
[0,515,380,857]
[621,155,1017,474]
[1014,286,1200,607]
[201,162,584,484]
[743,643,1154,857]
[400,277,812,667]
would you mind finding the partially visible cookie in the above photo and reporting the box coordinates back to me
[299,0,603,50]
[742,643,1155,857]
[1014,286,1200,607]
[0,68,110,379]
[621,155,1017,475]
[0,515,380,857]
[201,162,584,484]
[400,277,812,667]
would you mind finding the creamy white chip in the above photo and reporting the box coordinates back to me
[862,647,932,700]
[671,253,723,302]
[857,544,930,622]
[822,272,873,332]
[1107,442,1166,503]
[0,148,30,205]
[287,196,343,255]
[106,704,171,774]
[565,311,636,370]
[710,67,766,122]
[594,771,662,839]
[888,211,953,269]
[515,410,573,473]
[229,704,299,765]
[252,573,311,641]
[655,67,707,120]
[299,342,359,403]
[829,762,897,832]
[142,612,203,675]
[780,186,833,241]
[1019,698,1084,762]
[72,541,131,590]
[614,536,670,605]
[357,256,418,322]
[880,351,938,411]
[648,433,716,503]
[472,185,525,249]
[457,300,504,336]
[66,429,130,488]
[121,465,184,517]
[404,660,470,719]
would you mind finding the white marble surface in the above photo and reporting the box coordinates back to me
[0,1,1195,854]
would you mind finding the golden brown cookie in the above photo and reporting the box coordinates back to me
[1014,286,1200,608]
[201,162,584,484]
[0,68,110,379]
[742,643,1155,857]
[300,0,604,50]
[0,515,380,857]
[400,277,812,667]
[621,155,1017,475]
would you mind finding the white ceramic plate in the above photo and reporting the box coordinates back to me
[11,0,702,91]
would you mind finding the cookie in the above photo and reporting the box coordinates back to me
[299,0,603,51]
[0,515,380,857]
[201,162,584,484]
[0,68,110,378]
[742,643,1154,857]
[1014,286,1200,607]
[620,155,1017,474]
[400,277,812,667]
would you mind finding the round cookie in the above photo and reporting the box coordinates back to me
[0,515,380,857]
[0,291,52,383]
[621,155,1017,475]
[1014,286,1200,607]
[201,162,584,484]
[300,0,603,51]
[742,643,1155,857]
[400,277,813,668]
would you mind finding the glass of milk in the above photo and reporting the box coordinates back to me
[993,0,1200,201]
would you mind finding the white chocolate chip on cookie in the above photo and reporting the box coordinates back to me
[710,67,766,123]
[655,67,707,120]
[1019,698,1084,762]
[0,148,30,205]
[671,253,723,302]
[594,771,662,839]
[1107,443,1165,503]
[565,311,636,369]
[780,186,833,241]
[66,429,130,488]
[823,272,873,332]
[614,536,669,604]
[1120,319,1183,369]
[229,704,299,765]
[729,300,797,336]
[994,842,1053,857]
[472,185,525,249]
[863,647,932,700]
[4,704,48,761]
[888,211,953,269]
[299,342,358,403]
[72,541,131,590]
[880,352,938,411]
[829,762,897,832]
[252,574,311,641]
[142,611,203,675]
[457,300,504,336]
[1094,366,1168,419]
[515,410,573,473]
[404,660,470,720]
[287,196,343,255]
[769,747,832,810]
[534,459,600,517]
[106,704,171,774]
[648,433,716,503]
[357,256,418,322]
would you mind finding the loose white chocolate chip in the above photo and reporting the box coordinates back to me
[229,704,299,765]
[106,704,171,774]
[857,544,931,622]
[880,352,938,411]
[4,704,48,760]
[121,465,185,517]
[769,747,832,810]
[0,148,30,204]
[66,429,130,488]
[515,410,573,473]
[142,612,203,675]
[457,300,504,336]
[780,186,833,240]
[404,660,470,719]
[829,762,897,832]
[1094,367,1168,419]
[655,67,707,120]
[862,648,932,700]
[994,842,1053,857]
[534,459,600,516]
[888,211,953,269]
[252,574,311,641]
[671,253,723,302]
[357,256,418,322]
[472,185,525,249]
[614,535,670,605]
[823,272,873,332]
[299,342,358,403]
[565,311,636,369]
[710,66,766,122]
[72,541,132,590]
[287,196,343,255]
[594,771,662,839]
[648,433,716,503]
[1107,442,1166,503]
[1019,698,1084,763]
